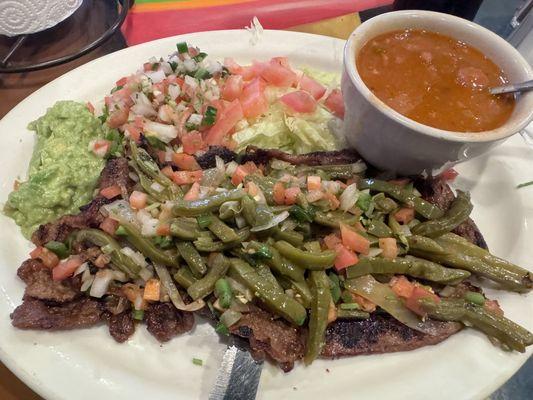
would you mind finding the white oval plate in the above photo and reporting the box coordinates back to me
[0,30,531,400]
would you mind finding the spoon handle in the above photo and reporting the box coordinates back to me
[490,80,533,95]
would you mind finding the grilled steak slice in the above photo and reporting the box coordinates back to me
[414,177,488,249]
[145,302,195,342]
[98,157,133,197]
[31,196,111,246]
[241,146,361,166]
[107,311,135,343]
[229,310,305,372]
[11,297,104,330]
[195,146,237,169]
[321,314,461,358]
[17,259,80,303]
[30,156,132,246]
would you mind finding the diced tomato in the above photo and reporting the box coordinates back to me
[110,86,133,106]
[261,58,297,87]
[239,78,268,119]
[334,244,359,271]
[231,165,249,186]
[299,75,326,100]
[390,275,415,299]
[124,123,142,143]
[394,207,415,224]
[129,191,147,209]
[273,182,286,205]
[379,238,398,260]
[100,185,122,199]
[91,139,111,158]
[143,278,161,302]
[116,76,128,87]
[86,102,95,114]
[30,246,60,269]
[284,186,301,205]
[323,191,340,210]
[107,106,129,128]
[352,293,377,312]
[156,223,171,236]
[340,223,370,255]
[156,150,167,165]
[323,233,341,250]
[122,283,147,310]
[224,58,244,75]
[222,74,244,101]
[404,286,440,316]
[205,99,244,145]
[484,299,504,316]
[100,217,119,235]
[307,175,322,191]
[134,115,144,129]
[172,153,200,171]
[184,182,201,201]
[181,132,206,154]
[52,255,84,281]
[161,165,174,178]
[324,89,345,118]
[439,168,459,182]
[280,90,317,114]
[172,170,203,185]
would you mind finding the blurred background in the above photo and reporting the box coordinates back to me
[0,0,531,398]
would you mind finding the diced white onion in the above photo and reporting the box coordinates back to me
[367,248,383,257]
[339,183,360,211]
[144,121,178,143]
[81,275,95,292]
[280,219,298,232]
[168,84,181,100]
[90,269,115,298]
[225,161,238,176]
[120,247,148,267]
[206,60,223,75]
[74,262,89,276]
[306,190,324,203]
[322,180,341,194]
[144,69,166,83]
[103,200,141,229]
[187,113,203,126]
[250,211,290,232]
[183,59,197,72]
[139,267,153,281]
[112,270,128,282]
[150,182,164,193]
[160,61,173,75]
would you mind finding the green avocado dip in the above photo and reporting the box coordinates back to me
[4,101,108,238]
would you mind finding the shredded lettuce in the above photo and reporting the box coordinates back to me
[300,67,340,88]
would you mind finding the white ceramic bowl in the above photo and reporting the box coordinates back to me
[341,10,533,175]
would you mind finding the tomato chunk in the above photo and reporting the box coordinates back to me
[325,89,345,118]
[129,190,148,209]
[334,244,359,271]
[379,238,398,259]
[280,90,317,114]
[394,207,415,224]
[299,75,326,100]
[181,132,206,154]
[172,153,200,171]
[100,217,119,235]
[184,182,201,201]
[340,223,370,255]
[172,170,203,185]
[100,185,122,199]
[284,186,301,205]
[261,58,297,87]
[205,99,244,145]
[52,255,84,281]
[273,182,286,205]
[239,78,268,119]
[30,246,60,269]
[222,74,244,101]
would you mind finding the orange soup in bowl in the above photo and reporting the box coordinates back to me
[356,29,515,132]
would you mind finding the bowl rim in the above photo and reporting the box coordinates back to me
[343,10,533,143]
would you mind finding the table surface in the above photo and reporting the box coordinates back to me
[0,3,530,400]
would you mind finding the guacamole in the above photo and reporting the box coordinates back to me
[5,101,107,238]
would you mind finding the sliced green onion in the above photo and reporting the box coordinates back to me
[169,61,178,71]
[153,235,173,249]
[356,192,372,212]
[203,105,217,126]
[44,241,69,259]
[340,302,361,310]
[250,244,272,260]
[193,52,207,62]
[115,226,127,236]
[328,272,341,303]
[194,68,211,80]
[517,180,533,189]
[176,41,188,53]
[98,105,109,124]
[151,62,160,71]
[132,309,145,320]
[110,85,123,94]
[465,291,485,306]
[215,322,230,336]
[215,278,233,309]
[197,214,212,228]
[289,205,316,223]
[192,358,203,366]
[185,122,198,131]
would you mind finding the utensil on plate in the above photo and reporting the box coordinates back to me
[209,335,263,400]
[490,80,533,95]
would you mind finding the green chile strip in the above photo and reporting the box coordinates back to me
[304,271,332,364]
[274,240,336,270]
[248,241,305,282]
[228,258,307,326]
[358,179,445,220]
[176,241,207,278]
[412,191,473,237]
[173,266,197,289]
[207,215,239,242]
[187,253,230,300]
[121,224,179,267]
[346,256,471,284]
[420,298,533,352]
[172,189,246,217]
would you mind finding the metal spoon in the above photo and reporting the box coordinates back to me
[490,80,533,95]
